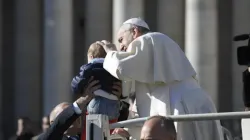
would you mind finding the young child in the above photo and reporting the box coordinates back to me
[71,42,126,139]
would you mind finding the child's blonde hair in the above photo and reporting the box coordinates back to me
[87,42,106,58]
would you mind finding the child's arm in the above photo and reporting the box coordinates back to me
[71,64,92,94]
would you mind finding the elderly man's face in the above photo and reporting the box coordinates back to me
[117,28,134,52]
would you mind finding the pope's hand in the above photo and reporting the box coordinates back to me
[96,40,117,53]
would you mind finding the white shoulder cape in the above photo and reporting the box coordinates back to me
[104,32,196,84]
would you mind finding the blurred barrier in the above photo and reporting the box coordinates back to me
[111,111,250,129]
[86,111,250,140]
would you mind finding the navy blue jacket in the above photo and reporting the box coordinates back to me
[71,58,123,98]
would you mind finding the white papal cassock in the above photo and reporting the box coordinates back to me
[104,32,224,140]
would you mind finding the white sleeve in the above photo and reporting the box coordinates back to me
[103,37,153,83]
[73,102,82,115]
[103,51,132,81]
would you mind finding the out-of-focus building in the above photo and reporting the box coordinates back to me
[0,0,250,139]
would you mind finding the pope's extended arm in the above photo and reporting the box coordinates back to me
[103,38,153,83]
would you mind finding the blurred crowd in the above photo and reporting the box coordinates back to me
[8,116,49,140]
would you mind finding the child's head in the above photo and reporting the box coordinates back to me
[87,42,107,63]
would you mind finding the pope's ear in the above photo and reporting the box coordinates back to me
[132,27,138,34]
[132,27,141,38]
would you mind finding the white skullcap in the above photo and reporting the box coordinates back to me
[123,18,150,30]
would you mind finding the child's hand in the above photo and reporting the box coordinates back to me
[112,81,122,98]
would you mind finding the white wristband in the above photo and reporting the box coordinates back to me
[73,102,82,115]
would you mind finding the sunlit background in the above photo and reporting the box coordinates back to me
[0,0,250,139]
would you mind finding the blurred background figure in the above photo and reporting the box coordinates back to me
[42,116,50,133]
[9,117,35,140]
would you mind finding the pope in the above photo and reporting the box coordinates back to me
[98,18,224,140]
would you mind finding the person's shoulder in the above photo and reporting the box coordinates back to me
[146,32,178,45]
[143,32,165,37]
[147,32,161,35]
[81,62,103,71]
[137,32,167,41]
[80,63,89,71]
[91,58,105,63]
[88,62,104,69]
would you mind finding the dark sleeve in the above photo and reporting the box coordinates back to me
[71,64,92,94]
[118,101,130,121]
[37,105,81,140]
[243,69,250,107]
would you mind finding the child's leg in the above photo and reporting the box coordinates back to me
[87,96,120,120]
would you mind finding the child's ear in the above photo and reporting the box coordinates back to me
[88,54,93,60]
